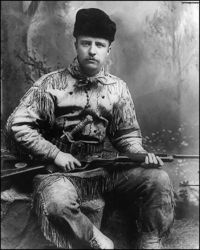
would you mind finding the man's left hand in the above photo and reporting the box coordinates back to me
[144,153,164,168]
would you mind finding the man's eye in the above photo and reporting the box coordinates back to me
[96,43,105,48]
[81,42,90,46]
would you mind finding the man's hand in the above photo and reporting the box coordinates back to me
[144,153,164,168]
[54,151,81,172]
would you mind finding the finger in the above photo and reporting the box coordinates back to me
[65,163,71,172]
[148,153,153,164]
[61,165,67,172]
[156,156,164,166]
[70,162,75,170]
[152,154,158,164]
[145,156,149,164]
[73,158,82,167]
[68,162,74,171]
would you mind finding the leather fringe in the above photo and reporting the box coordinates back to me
[162,182,176,239]
[28,87,55,124]
[5,87,55,159]
[5,70,69,158]
[32,170,118,248]
[33,191,72,249]
[66,171,118,201]
[34,170,118,201]
[135,180,176,239]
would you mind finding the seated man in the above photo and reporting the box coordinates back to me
[6,8,175,249]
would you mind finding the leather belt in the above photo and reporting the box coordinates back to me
[51,137,104,156]
[70,141,104,156]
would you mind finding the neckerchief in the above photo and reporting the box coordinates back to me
[67,58,109,87]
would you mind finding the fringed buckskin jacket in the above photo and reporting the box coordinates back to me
[6,58,146,161]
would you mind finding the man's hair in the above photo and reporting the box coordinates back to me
[73,8,116,43]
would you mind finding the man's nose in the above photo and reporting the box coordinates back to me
[88,45,96,56]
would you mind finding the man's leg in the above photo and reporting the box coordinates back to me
[33,173,114,249]
[112,166,175,249]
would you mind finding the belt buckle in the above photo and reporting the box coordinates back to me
[70,141,85,156]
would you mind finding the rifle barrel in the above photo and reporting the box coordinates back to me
[1,165,45,179]
[173,154,199,159]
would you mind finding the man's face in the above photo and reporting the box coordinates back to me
[75,36,111,76]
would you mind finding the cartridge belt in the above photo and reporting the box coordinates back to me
[51,138,104,156]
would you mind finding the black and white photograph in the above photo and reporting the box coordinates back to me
[1,1,199,249]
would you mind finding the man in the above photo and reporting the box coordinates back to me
[6,8,174,249]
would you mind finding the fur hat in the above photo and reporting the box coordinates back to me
[73,8,116,43]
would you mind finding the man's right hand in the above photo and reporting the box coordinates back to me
[54,151,81,172]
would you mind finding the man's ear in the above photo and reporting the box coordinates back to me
[107,45,111,55]
[74,40,78,50]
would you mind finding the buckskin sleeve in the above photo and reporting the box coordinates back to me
[108,81,147,154]
[6,83,61,161]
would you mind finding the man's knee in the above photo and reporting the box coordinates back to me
[46,192,80,217]
[146,168,172,191]
[44,178,80,217]
[127,167,171,187]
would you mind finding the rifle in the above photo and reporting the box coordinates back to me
[1,153,199,180]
